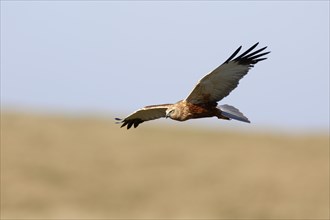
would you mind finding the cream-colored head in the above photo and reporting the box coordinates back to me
[165,107,181,120]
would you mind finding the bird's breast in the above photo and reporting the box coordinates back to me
[173,101,217,121]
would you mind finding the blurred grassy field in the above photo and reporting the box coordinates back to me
[1,112,329,219]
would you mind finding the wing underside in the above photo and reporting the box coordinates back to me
[116,104,172,129]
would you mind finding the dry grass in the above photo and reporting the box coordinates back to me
[1,112,329,219]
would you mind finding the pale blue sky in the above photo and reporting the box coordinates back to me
[1,1,329,131]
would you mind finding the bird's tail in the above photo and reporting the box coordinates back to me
[218,104,250,123]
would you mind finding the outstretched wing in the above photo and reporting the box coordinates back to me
[185,43,270,104]
[116,104,172,129]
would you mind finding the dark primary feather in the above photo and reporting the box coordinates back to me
[223,46,242,64]
[234,42,259,59]
[232,43,270,65]
[121,118,144,129]
[223,42,270,66]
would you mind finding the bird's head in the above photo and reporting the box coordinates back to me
[165,108,174,119]
[165,107,180,119]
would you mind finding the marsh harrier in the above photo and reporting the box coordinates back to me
[116,43,270,129]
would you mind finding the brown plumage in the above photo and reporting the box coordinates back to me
[116,43,270,129]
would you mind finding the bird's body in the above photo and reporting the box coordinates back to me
[116,43,270,129]
[167,100,223,121]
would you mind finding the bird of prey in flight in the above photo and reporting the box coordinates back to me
[116,43,270,129]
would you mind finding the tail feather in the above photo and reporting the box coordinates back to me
[219,104,250,123]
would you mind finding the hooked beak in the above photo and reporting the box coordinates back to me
[165,112,170,119]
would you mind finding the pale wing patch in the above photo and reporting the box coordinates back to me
[186,62,249,104]
[125,107,168,121]
[118,104,172,129]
